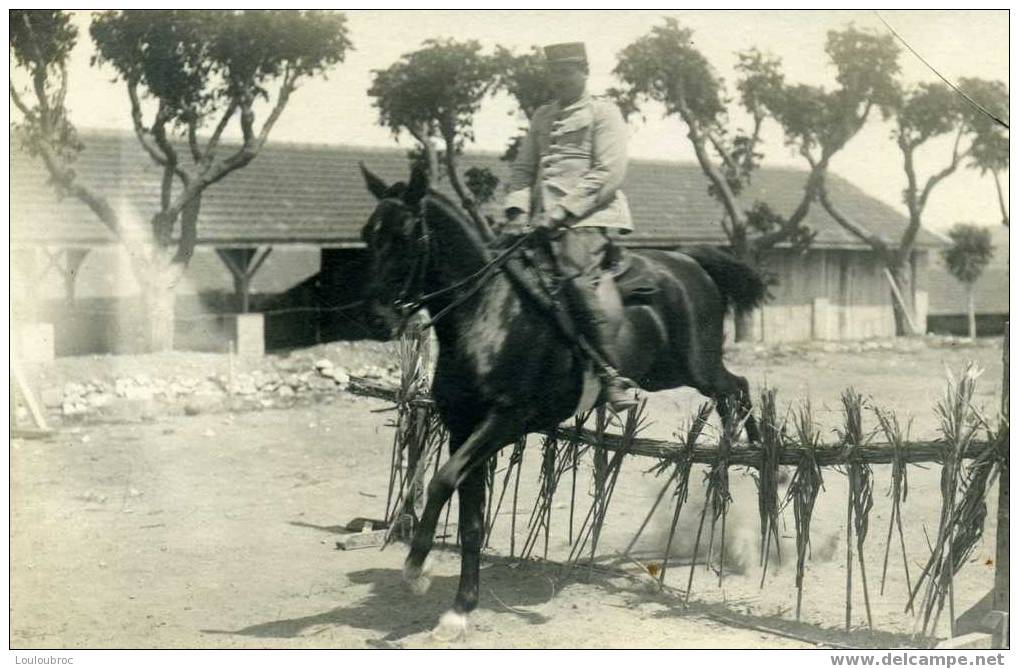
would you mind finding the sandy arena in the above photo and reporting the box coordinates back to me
[10,337,1005,649]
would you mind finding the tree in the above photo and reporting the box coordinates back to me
[369,39,499,239]
[493,45,555,163]
[942,224,994,339]
[11,10,352,351]
[810,72,1006,334]
[612,21,898,340]
[959,78,1009,227]
[464,166,500,206]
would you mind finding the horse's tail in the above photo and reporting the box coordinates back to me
[684,246,769,315]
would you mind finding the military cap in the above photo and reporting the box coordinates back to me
[543,42,587,64]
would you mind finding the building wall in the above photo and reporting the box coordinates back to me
[15,240,936,355]
[10,245,321,301]
[11,246,325,356]
[748,248,904,342]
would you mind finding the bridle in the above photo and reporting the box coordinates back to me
[365,196,433,325]
[368,193,539,333]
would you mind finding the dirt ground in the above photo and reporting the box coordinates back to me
[10,337,1005,649]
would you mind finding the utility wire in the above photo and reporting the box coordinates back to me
[875,11,1009,130]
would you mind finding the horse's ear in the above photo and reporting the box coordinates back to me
[360,162,389,200]
[404,163,429,206]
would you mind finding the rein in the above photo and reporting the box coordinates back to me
[420,230,537,327]
[384,195,539,333]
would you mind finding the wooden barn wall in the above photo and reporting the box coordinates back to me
[739,248,899,343]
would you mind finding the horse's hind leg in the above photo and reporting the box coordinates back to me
[731,371,760,444]
[696,367,759,444]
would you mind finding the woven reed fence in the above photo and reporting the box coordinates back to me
[352,326,1009,641]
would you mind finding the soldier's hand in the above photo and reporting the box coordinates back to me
[548,205,570,229]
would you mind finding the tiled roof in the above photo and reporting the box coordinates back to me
[11,128,942,250]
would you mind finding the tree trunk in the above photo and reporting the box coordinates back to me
[731,242,758,343]
[734,310,756,343]
[140,262,179,353]
[887,263,916,337]
[967,283,977,340]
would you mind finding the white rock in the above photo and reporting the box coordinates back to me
[62,400,88,415]
[277,385,296,398]
[63,382,87,398]
[231,375,258,395]
[123,386,154,401]
[86,392,113,408]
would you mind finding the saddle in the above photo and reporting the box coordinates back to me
[602,243,659,305]
[493,230,659,306]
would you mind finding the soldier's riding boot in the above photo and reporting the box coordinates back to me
[566,278,639,413]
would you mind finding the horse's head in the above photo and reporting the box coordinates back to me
[359,162,432,334]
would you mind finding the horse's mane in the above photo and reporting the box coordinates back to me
[421,188,492,264]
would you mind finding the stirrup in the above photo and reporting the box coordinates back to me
[602,370,640,412]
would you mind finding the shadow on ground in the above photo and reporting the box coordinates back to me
[594,572,929,649]
[201,559,554,645]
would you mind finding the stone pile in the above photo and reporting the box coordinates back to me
[51,356,401,420]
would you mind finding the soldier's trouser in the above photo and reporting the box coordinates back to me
[550,226,624,371]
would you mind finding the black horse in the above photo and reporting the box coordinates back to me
[359,165,767,641]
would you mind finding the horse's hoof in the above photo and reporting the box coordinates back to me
[403,556,432,595]
[431,610,468,643]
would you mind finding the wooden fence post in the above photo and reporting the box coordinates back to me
[993,324,1008,614]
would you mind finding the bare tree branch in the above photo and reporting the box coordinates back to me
[55,62,69,111]
[253,68,297,152]
[706,129,739,176]
[407,122,440,177]
[750,148,824,252]
[9,83,37,122]
[917,127,967,212]
[21,17,53,130]
[718,213,733,241]
[896,126,968,262]
[817,173,891,258]
[150,103,182,172]
[203,100,237,165]
[166,75,297,220]
[674,94,744,245]
[30,136,150,275]
[186,115,203,164]
[438,121,493,239]
[127,80,171,168]
[238,96,256,147]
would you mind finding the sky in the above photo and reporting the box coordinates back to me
[47,9,1011,232]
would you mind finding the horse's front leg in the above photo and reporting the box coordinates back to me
[403,411,520,598]
[429,464,486,642]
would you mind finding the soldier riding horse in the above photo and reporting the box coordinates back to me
[359,169,766,641]
[356,42,767,642]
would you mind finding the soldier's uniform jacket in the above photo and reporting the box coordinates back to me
[504,93,633,231]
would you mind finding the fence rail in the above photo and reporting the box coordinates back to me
[347,376,994,467]
[350,326,1009,648]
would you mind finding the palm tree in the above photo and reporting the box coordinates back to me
[942,224,995,339]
